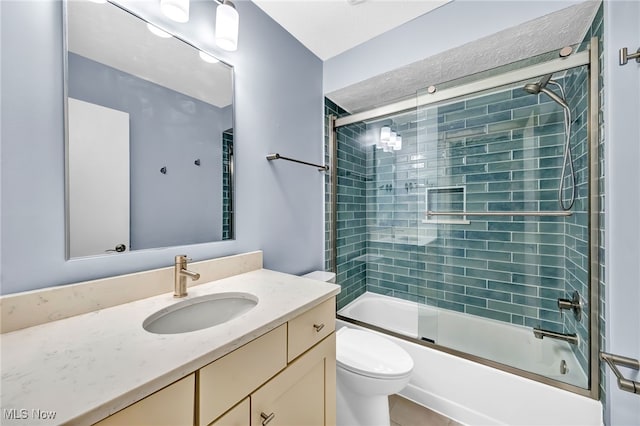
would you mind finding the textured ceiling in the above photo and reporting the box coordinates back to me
[251,0,451,60]
[68,1,233,108]
[326,1,601,114]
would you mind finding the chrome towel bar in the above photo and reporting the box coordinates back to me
[266,153,328,172]
[426,211,573,217]
[601,352,640,395]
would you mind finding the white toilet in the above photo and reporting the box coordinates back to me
[336,327,414,426]
[302,271,414,426]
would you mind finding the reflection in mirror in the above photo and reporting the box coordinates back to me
[65,1,234,258]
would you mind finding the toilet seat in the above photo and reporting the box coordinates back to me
[337,327,413,379]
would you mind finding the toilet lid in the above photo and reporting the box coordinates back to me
[337,327,414,379]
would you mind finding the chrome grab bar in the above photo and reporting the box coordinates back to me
[533,327,579,345]
[600,352,640,395]
[427,211,573,217]
[266,153,328,172]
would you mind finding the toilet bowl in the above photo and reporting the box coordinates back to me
[336,327,414,426]
[301,271,413,426]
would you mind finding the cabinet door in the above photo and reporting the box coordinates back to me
[94,374,194,426]
[209,398,249,426]
[199,324,287,426]
[251,333,336,426]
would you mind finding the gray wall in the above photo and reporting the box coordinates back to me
[603,1,640,424]
[323,0,582,94]
[0,0,324,294]
[68,52,227,249]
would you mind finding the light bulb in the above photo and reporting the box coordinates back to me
[146,23,172,38]
[160,0,189,23]
[216,1,239,51]
[199,51,220,64]
[393,135,402,151]
[380,126,391,142]
[389,131,397,148]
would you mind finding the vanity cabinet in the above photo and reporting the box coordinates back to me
[210,399,249,426]
[251,333,336,426]
[93,374,195,426]
[92,297,336,426]
[203,297,336,426]
[198,324,288,425]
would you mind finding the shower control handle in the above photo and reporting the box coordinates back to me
[557,291,582,321]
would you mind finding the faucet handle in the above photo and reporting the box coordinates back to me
[175,254,193,263]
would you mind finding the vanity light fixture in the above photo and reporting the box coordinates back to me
[146,23,172,38]
[199,51,220,64]
[393,134,402,151]
[160,0,190,23]
[215,0,239,51]
[378,126,401,152]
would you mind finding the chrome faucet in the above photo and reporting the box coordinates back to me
[174,255,200,298]
[533,327,579,345]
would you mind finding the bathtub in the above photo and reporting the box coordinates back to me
[337,292,602,426]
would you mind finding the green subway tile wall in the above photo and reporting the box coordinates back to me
[326,7,604,395]
[580,2,606,403]
[325,99,368,309]
[327,64,595,340]
[222,129,233,240]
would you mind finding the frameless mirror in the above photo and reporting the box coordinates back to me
[64,1,234,258]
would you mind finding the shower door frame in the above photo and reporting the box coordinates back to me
[330,38,600,399]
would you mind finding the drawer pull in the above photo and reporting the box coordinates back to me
[261,412,275,425]
[313,323,325,332]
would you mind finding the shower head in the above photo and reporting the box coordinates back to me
[523,83,542,94]
[523,76,569,110]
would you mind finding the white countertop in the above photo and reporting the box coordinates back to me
[0,269,340,425]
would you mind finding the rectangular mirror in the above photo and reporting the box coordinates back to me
[64,1,234,258]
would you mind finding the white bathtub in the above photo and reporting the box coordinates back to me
[338,292,602,426]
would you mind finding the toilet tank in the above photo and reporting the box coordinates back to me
[302,271,336,283]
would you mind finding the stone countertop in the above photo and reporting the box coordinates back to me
[0,269,340,425]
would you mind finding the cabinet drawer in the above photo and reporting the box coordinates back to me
[287,297,335,362]
[199,324,287,426]
[94,374,195,426]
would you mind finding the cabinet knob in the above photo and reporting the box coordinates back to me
[313,323,325,332]
[260,412,275,425]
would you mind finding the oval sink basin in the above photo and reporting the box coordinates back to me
[143,292,258,334]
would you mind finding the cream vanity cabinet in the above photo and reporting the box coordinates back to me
[94,297,336,426]
[93,374,196,426]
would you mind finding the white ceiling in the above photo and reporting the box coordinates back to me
[251,0,451,60]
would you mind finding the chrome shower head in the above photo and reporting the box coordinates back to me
[523,77,569,110]
[523,83,542,94]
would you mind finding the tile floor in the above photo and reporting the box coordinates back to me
[389,394,462,426]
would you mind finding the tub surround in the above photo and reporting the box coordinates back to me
[0,251,263,333]
[0,254,340,425]
[337,293,603,426]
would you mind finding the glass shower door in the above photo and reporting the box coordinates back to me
[414,64,591,389]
